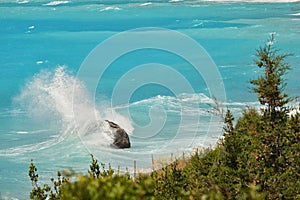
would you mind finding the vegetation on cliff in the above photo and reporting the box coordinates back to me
[29,35,300,199]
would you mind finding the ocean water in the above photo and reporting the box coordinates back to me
[1,0,300,198]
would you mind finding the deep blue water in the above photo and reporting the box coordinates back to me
[0,0,300,198]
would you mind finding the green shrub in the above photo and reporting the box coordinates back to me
[28,160,68,200]
[61,173,155,200]
[28,37,299,199]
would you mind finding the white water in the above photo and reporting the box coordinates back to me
[3,66,134,156]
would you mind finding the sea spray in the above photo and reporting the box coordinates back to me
[11,66,134,154]
[6,65,255,159]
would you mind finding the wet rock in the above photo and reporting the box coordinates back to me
[105,120,131,149]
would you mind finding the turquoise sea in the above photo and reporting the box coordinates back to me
[1,0,300,198]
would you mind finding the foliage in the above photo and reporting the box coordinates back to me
[250,33,293,120]
[28,37,299,199]
[61,172,155,200]
[28,160,68,200]
[152,160,190,199]
[29,155,155,200]
[61,154,155,200]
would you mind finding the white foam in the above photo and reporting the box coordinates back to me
[15,131,29,134]
[0,140,57,156]
[100,6,121,12]
[290,13,300,16]
[139,2,153,6]
[102,108,134,134]
[219,64,242,68]
[10,66,133,155]
[13,129,50,135]
[36,60,48,65]
[28,25,35,30]
[124,93,262,121]
[169,0,183,2]
[43,1,69,6]
[16,0,29,4]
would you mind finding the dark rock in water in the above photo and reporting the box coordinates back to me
[105,120,131,149]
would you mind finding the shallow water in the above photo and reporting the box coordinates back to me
[0,0,300,198]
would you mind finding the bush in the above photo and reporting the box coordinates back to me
[29,37,299,199]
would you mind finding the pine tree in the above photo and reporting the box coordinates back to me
[250,33,293,120]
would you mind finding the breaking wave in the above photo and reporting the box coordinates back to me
[1,66,133,156]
